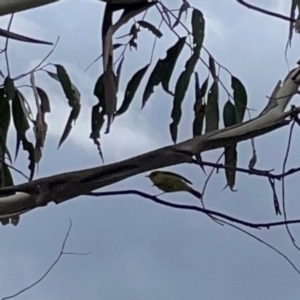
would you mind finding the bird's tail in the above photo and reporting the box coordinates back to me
[188,187,202,200]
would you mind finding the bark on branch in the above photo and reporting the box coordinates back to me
[0,0,59,16]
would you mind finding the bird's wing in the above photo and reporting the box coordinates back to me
[160,171,193,185]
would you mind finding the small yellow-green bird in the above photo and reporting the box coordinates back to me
[147,170,202,200]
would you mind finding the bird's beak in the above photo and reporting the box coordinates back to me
[145,175,150,177]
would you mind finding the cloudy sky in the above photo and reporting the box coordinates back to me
[1,0,300,299]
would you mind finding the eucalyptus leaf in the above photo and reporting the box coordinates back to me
[142,60,164,107]
[161,37,186,93]
[224,144,237,191]
[170,8,205,142]
[137,20,163,38]
[205,81,219,133]
[12,91,35,179]
[117,64,149,115]
[231,76,247,123]
[223,100,237,127]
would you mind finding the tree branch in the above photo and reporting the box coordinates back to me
[0,0,59,16]
[235,0,296,22]
[87,190,300,229]
[0,64,300,223]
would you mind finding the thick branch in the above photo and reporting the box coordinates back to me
[0,64,300,222]
[0,0,59,16]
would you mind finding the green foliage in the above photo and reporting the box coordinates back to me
[47,65,81,148]
[170,8,205,142]
[192,72,205,137]
[205,81,219,133]
[231,76,247,123]
[117,64,150,116]
[0,88,13,188]
[0,1,251,192]
[12,91,35,179]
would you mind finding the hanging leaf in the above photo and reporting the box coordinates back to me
[117,64,149,116]
[4,77,15,101]
[90,103,105,162]
[103,68,117,133]
[55,64,80,105]
[223,100,237,127]
[115,56,125,89]
[224,144,237,191]
[58,105,81,149]
[0,87,12,181]
[286,0,297,52]
[47,66,80,107]
[170,8,205,143]
[12,91,35,179]
[11,90,29,159]
[223,100,238,191]
[170,53,198,143]
[173,0,190,29]
[142,37,186,106]
[33,87,50,163]
[47,65,81,147]
[0,88,11,145]
[200,75,209,98]
[209,56,217,80]
[205,81,219,133]
[142,60,164,107]
[94,73,105,109]
[0,163,13,191]
[0,28,52,45]
[137,21,163,38]
[191,8,205,47]
[194,72,201,100]
[161,36,186,93]
[36,87,51,113]
[193,73,205,137]
[193,104,205,137]
[231,76,247,123]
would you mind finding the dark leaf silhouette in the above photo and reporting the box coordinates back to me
[209,56,217,80]
[137,20,163,38]
[224,144,237,191]
[223,100,238,190]
[173,0,190,29]
[161,37,186,93]
[47,65,81,147]
[0,28,52,45]
[205,81,219,133]
[170,8,205,142]
[193,73,205,137]
[223,100,237,127]
[231,76,247,123]
[200,75,209,98]
[12,91,35,179]
[117,64,149,115]
[4,77,15,101]
[142,60,164,107]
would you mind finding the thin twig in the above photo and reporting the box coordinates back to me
[236,0,296,22]
[281,121,300,251]
[12,36,60,81]
[0,159,29,180]
[222,220,300,276]
[200,152,225,225]
[87,190,300,229]
[157,2,234,100]
[4,15,14,77]
[2,219,91,300]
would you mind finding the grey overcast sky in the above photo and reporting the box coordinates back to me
[1,0,300,299]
